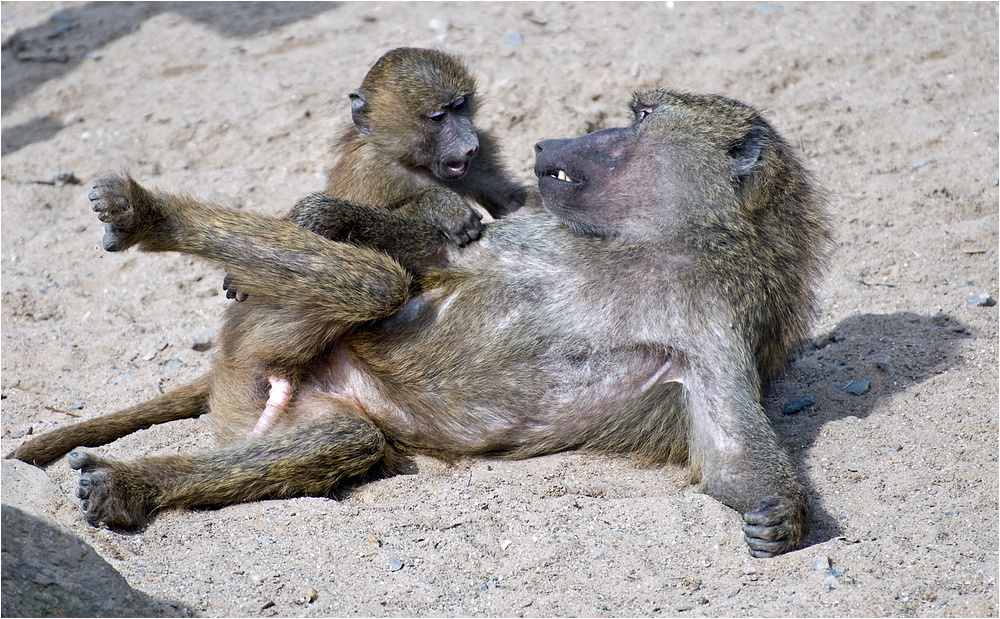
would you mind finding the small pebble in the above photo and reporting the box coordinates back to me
[875,356,895,375]
[73,401,85,410]
[742,564,757,575]
[829,568,854,584]
[840,380,870,396]
[52,170,80,185]
[968,293,996,307]
[505,30,523,45]
[188,330,213,352]
[812,555,831,571]
[428,18,451,34]
[388,557,404,572]
[891,443,903,452]
[783,396,814,415]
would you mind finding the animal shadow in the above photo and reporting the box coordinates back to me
[766,311,970,547]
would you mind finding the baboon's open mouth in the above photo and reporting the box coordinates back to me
[537,165,584,187]
[552,169,576,183]
[445,160,469,176]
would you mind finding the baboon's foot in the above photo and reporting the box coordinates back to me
[742,493,811,558]
[68,451,156,530]
[89,172,160,252]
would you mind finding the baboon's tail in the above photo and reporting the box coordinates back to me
[5,374,212,467]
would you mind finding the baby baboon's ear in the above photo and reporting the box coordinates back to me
[729,125,769,178]
[350,91,373,136]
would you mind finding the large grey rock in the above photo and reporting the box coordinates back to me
[1,499,160,617]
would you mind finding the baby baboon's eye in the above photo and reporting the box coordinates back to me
[429,109,447,123]
[452,97,466,111]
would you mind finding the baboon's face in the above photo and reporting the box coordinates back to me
[423,95,480,181]
[533,91,759,243]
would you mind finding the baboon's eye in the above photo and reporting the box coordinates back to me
[429,110,447,123]
[636,105,658,122]
[452,97,466,111]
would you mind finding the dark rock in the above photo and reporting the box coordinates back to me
[783,396,815,415]
[1,505,158,617]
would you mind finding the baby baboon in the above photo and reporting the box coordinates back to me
[11,89,830,558]
[225,47,532,302]
[224,47,532,435]
[326,46,530,217]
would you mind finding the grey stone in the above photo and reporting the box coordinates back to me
[812,555,831,571]
[1,505,158,617]
[782,396,814,415]
[969,293,996,307]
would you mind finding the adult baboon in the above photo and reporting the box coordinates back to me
[13,89,830,558]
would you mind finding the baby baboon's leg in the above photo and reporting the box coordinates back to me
[69,403,398,530]
[684,345,810,558]
[90,172,412,328]
[5,374,212,468]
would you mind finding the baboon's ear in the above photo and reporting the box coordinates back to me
[350,91,373,136]
[729,126,768,178]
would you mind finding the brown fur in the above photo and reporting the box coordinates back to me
[9,89,830,558]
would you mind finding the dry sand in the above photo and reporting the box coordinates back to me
[1,2,997,616]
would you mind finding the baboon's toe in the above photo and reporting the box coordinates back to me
[101,224,128,252]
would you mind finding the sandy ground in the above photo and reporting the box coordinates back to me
[1,2,997,617]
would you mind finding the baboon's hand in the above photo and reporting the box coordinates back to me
[69,450,154,530]
[415,187,483,246]
[742,494,810,558]
[89,172,155,252]
[222,274,248,302]
[480,184,535,217]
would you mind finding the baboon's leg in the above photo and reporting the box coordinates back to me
[90,172,412,328]
[683,344,810,558]
[68,402,399,530]
[5,374,212,468]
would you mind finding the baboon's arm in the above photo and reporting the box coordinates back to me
[681,335,809,558]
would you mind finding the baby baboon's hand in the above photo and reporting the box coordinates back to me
[413,187,483,247]
[742,493,810,558]
[89,172,158,252]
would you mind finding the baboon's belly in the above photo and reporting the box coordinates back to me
[311,323,683,457]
